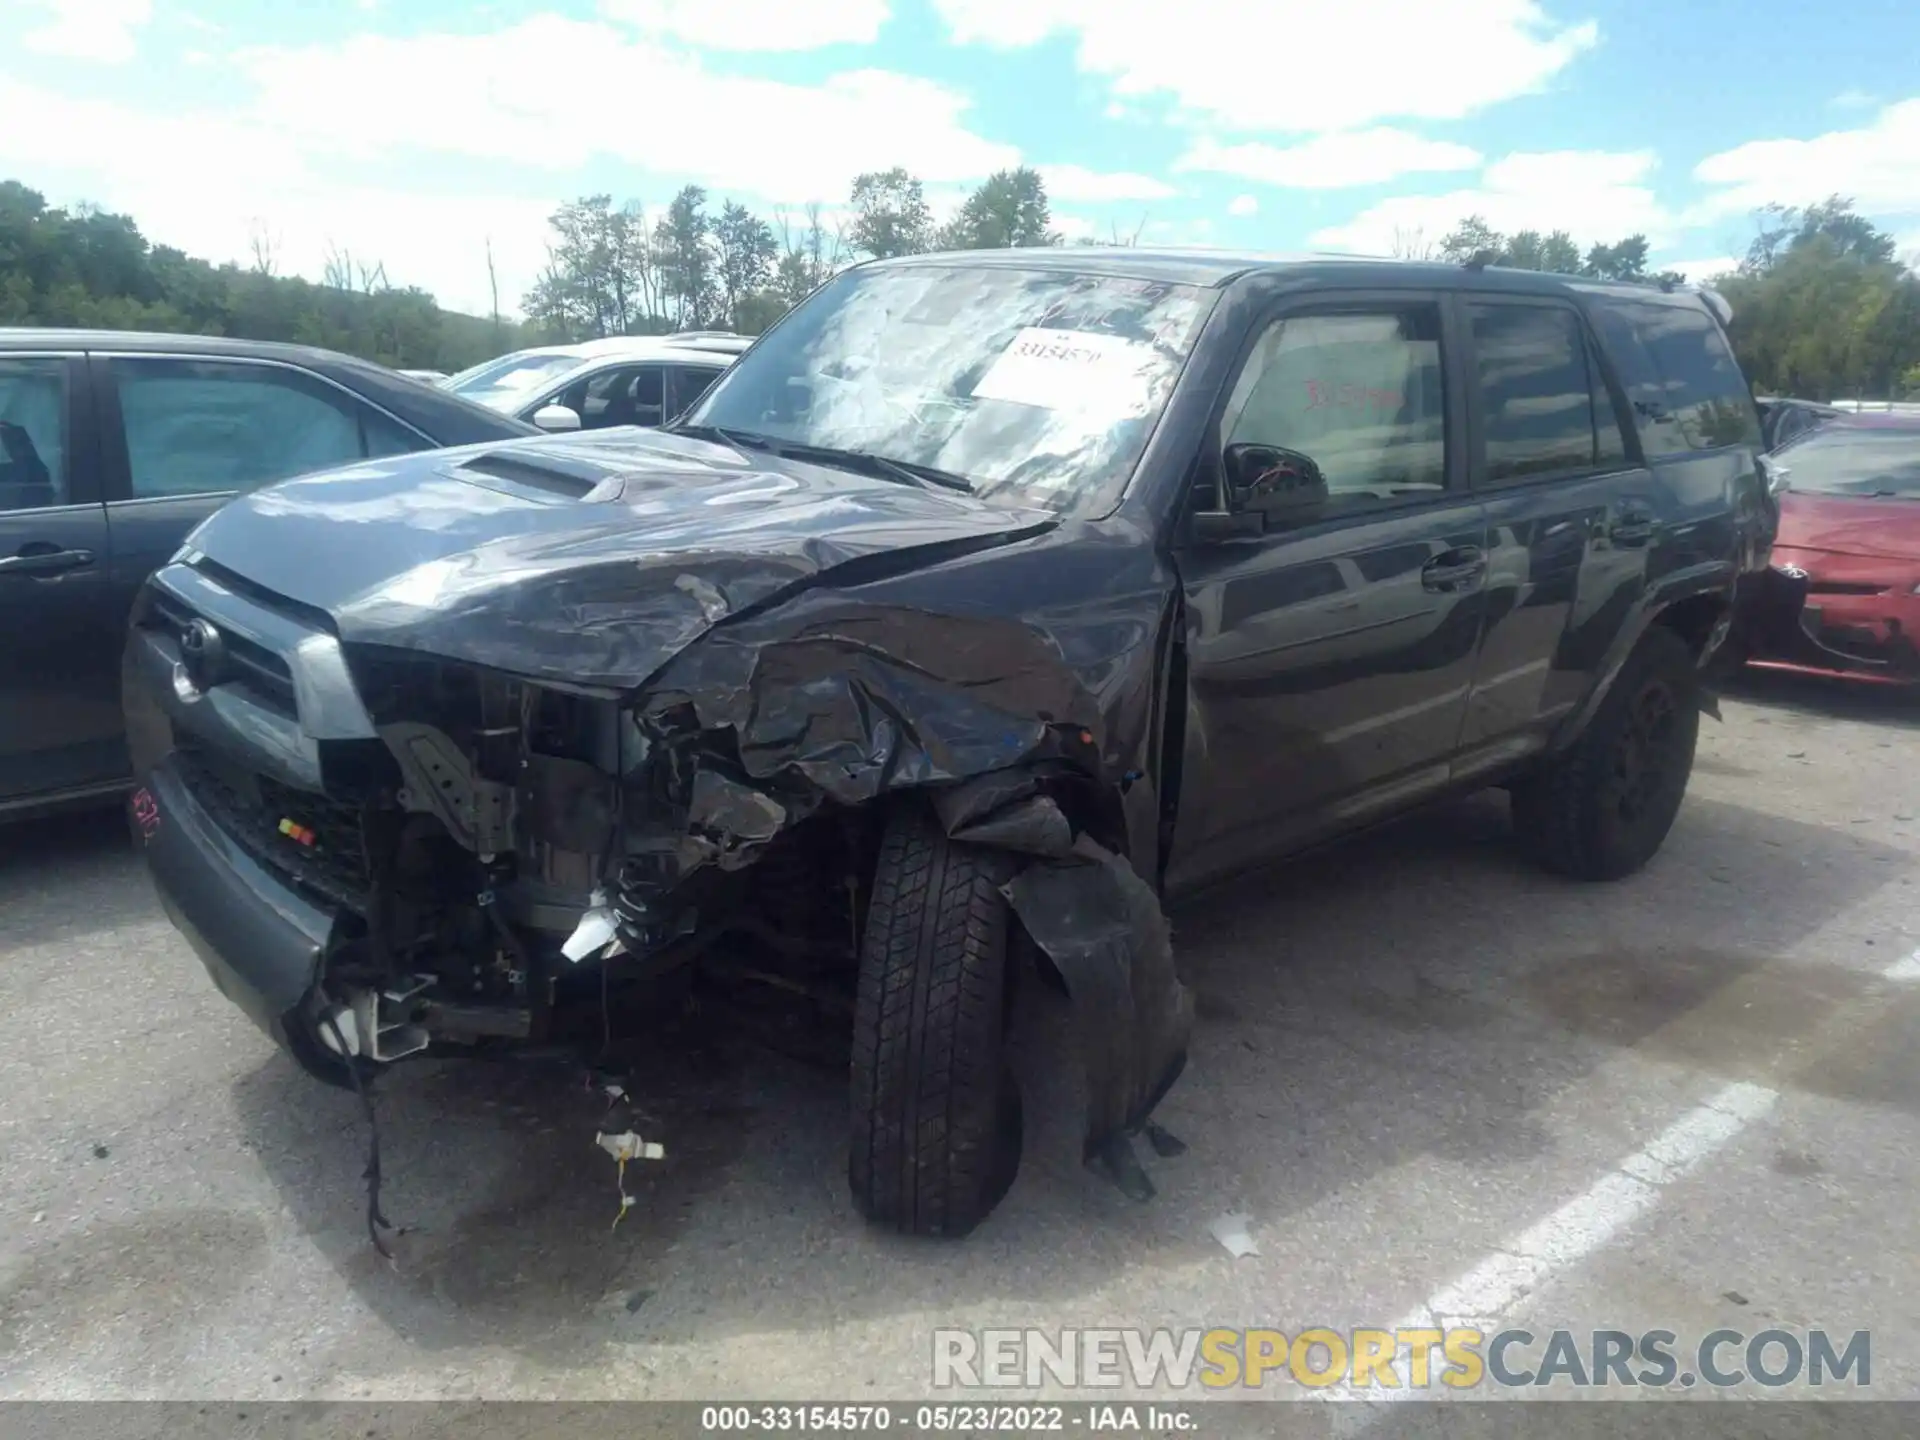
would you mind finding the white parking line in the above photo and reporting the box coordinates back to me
[1324,940,1919,1423]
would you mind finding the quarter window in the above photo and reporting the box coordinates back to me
[0,358,69,512]
[1589,299,1761,456]
[1223,305,1448,508]
[111,358,416,498]
[1468,304,1627,482]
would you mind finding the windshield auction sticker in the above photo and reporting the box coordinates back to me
[971,328,1157,414]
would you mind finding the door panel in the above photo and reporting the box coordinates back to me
[1453,298,1657,775]
[0,354,122,802]
[1165,294,1487,894]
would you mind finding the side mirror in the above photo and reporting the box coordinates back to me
[531,404,582,433]
[1225,443,1328,518]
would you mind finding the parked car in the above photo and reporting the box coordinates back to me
[442,333,749,433]
[0,329,536,819]
[1756,395,1841,451]
[1741,415,1920,684]
[396,368,448,384]
[124,251,1771,1239]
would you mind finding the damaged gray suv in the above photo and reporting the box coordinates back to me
[124,249,1774,1239]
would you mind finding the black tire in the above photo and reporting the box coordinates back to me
[1512,625,1701,881]
[849,804,1022,1237]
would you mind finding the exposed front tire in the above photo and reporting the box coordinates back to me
[849,804,1022,1238]
[1512,626,1701,881]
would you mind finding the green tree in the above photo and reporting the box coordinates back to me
[848,168,933,259]
[939,167,1057,249]
[1582,235,1650,282]
[1503,229,1583,274]
[712,200,776,331]
[654,185,719,329]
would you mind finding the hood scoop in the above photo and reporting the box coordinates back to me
[455,449,627,503]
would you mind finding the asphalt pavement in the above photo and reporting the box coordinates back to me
[3,668,1919,1407]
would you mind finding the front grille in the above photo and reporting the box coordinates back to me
[175,743,371,911]
[146,588,298,717]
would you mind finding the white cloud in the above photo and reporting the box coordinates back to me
[932,0,1598,132]
[1228,194,1259,218]
[1664,255,1740,283]
[1037,163,1175,202]
[21,0,151,64]
[1311,149,1666,254]
[599,0,890,50]
[0,79,553,317]
[235,18,1016,200]
[1176,129,1482,189]
[1692,98,1920,222]
[0,14,1034,316]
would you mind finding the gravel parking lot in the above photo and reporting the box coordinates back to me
[3,669,1919,1405]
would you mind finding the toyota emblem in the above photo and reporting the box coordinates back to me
[179,618,227,690]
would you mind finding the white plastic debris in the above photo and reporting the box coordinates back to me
[562,891,623,963]
[1209,1212,1260,1259]
[597,1129,665,1232]
[596,1131,665,1163]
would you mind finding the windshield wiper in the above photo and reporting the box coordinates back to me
[662,421,775,452]
[796,445,975,495]
[665,425,973,494]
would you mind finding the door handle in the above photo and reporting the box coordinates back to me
[1421,547,1487,593]
[0,547,96,577]
[1608,507,1656,547]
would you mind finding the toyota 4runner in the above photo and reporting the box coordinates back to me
[124,249,1774,1239]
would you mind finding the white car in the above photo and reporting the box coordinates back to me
[441,333,749,433]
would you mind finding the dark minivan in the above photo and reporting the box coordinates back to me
[0,330,532,818]
[124,252,1774,1240]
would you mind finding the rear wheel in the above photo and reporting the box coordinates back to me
[1513,626,1701,881]
[849,804,1022,1237]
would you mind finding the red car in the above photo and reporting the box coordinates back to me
[1747,415,1920,684]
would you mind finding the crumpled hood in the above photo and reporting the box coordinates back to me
[1778,491,1920,564]
[184,429,1055,691]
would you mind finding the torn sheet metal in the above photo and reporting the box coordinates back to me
[642,594,1095,806]
[1002,835,1194,1172]
[173,425,1196,1201]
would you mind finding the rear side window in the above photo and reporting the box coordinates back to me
[1588,299,1761,457]
[0,357,68,511]
[1467,303,1628,482]
[110,358,423,498]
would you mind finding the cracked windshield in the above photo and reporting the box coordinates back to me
[685,265,1211,513]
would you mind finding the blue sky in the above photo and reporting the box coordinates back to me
[3,0,1917,316]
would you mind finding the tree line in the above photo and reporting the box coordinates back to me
[520,165,1067,339]
[3,165,1917,401]
[1415,198,1920,401]
[0,180,525,372]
